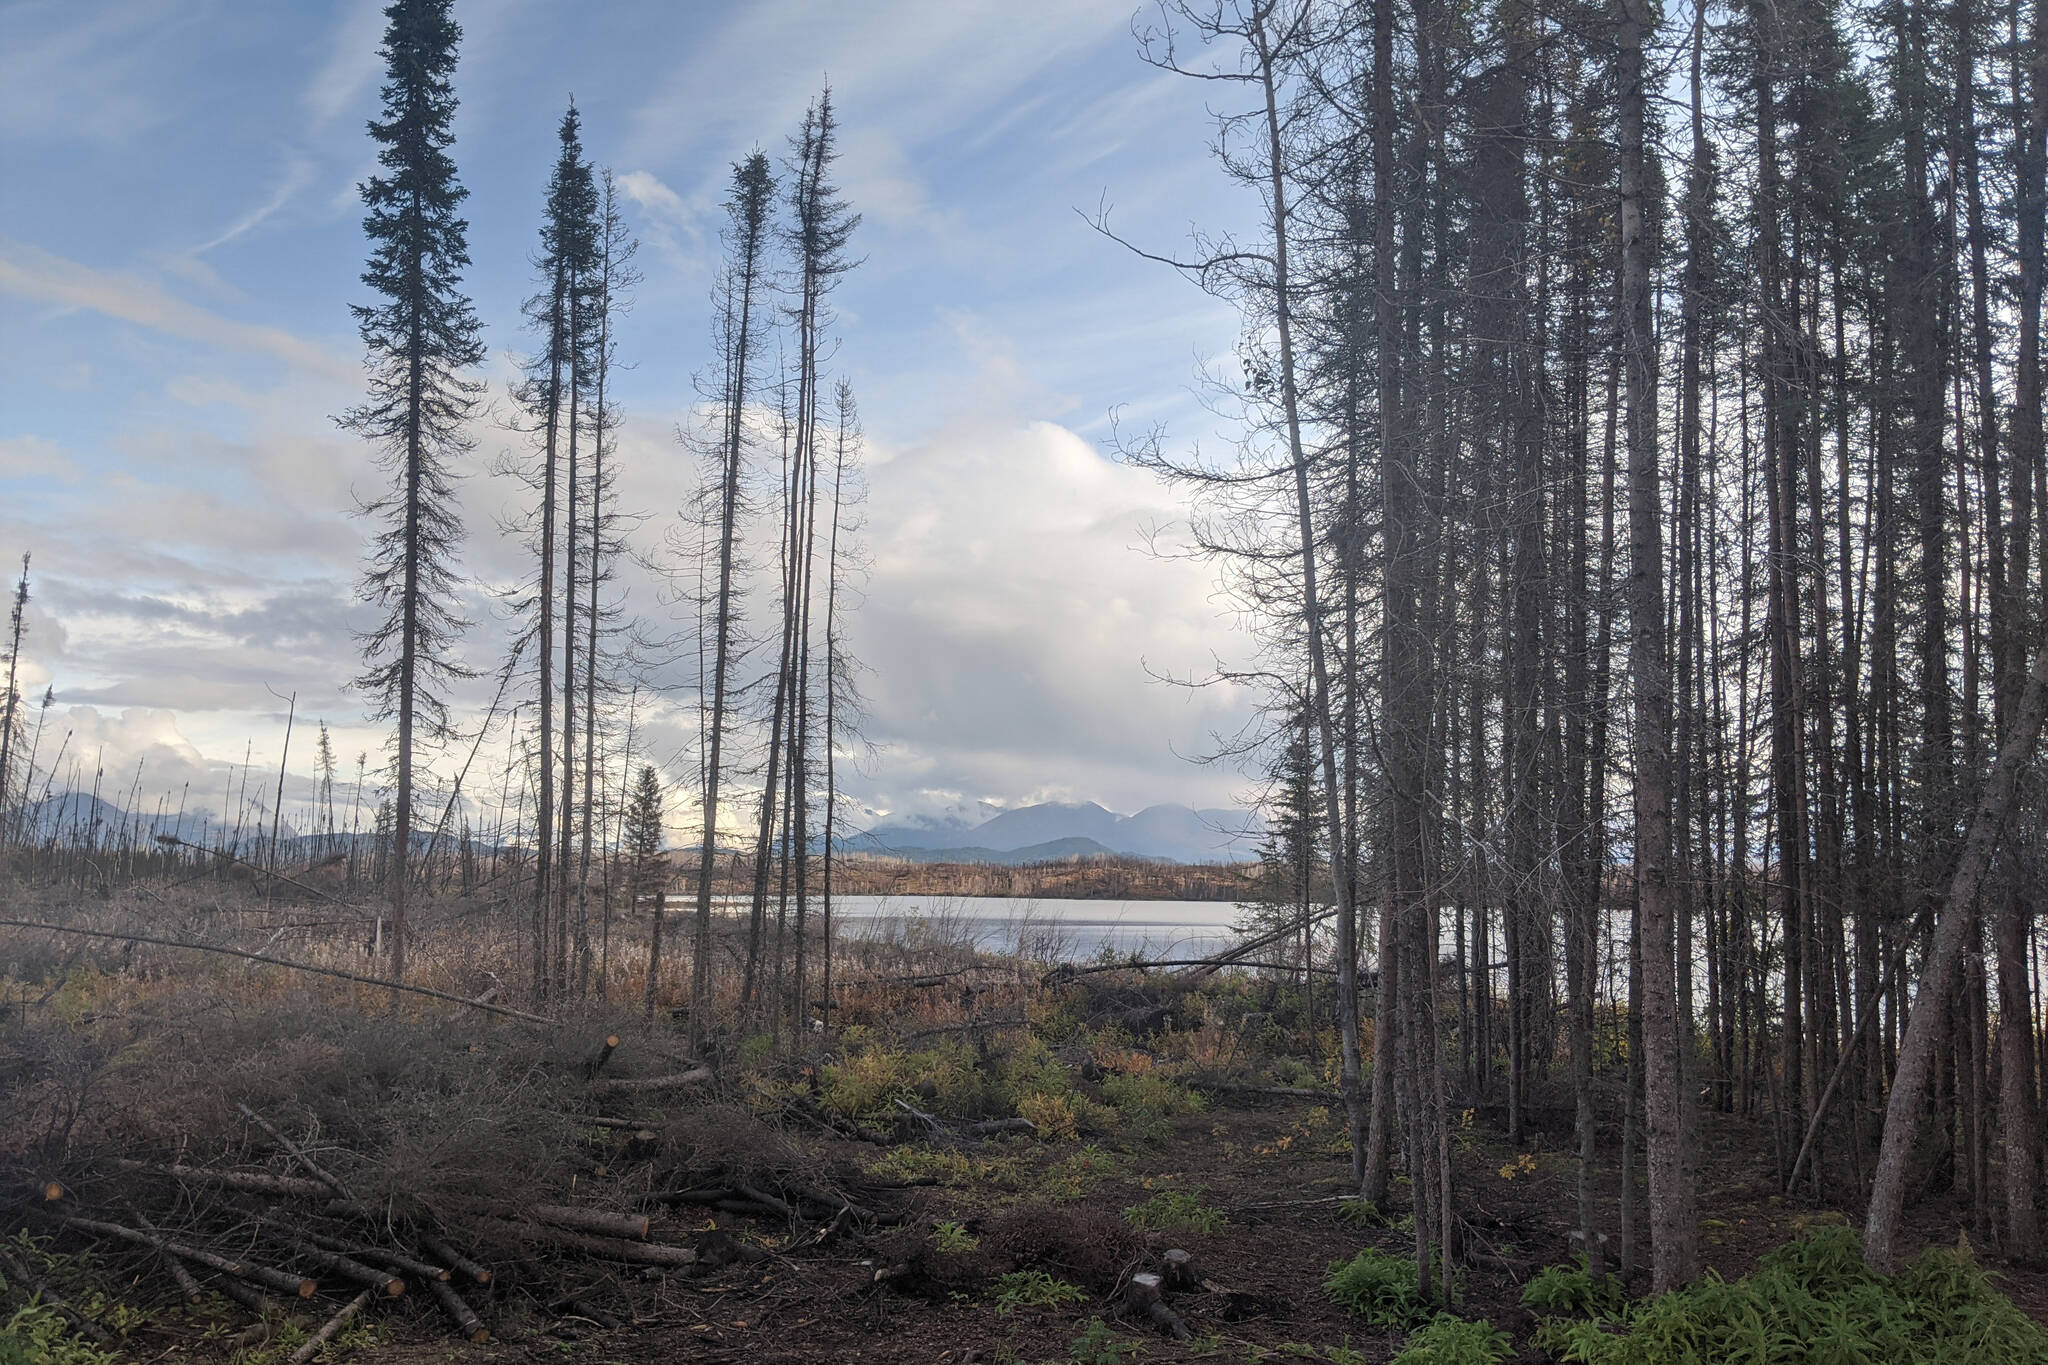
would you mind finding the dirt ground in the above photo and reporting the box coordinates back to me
[80,1093,2048,1365]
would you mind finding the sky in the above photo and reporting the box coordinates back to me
[0,0,1271,836]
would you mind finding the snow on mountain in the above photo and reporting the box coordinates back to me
[846,800,1264,864]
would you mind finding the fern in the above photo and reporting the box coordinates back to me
[1325,1247,1434,1329]
[1391,1314,1512,1365]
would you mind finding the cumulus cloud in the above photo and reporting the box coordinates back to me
[846,413,1252,821]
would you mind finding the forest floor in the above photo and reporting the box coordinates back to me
[4,883,2045,1364]
[319,1106,2048,1365]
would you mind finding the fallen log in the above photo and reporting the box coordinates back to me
[0,917,555,1025]
[555,1296,620,1329]
[469,1218,697,1267]
[532,1204,652,1240]
[109,1158,332,1199]
[303,1233,449,1284]
[418,1233,491,1286]
[732,1183,794,1220]
[237,1103,352,1198]
[0,1241,117,1346]
[442,1196,650,1240]
[131,1212,204,1302]
[269,1238,404,1298]
[287,1287,374,1365]
[58,1214,317,1297]
[425,1276,490,1343]
[587,1067,713,1097]
[213,1272,272,1316]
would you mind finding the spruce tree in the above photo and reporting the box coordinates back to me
[622,764,666,1019]
[341,0,484,987]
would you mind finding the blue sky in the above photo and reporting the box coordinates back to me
[0,0,1267,834]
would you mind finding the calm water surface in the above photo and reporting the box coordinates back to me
[824,894,1243,962]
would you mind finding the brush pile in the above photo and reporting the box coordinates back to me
[2,970,918,1352]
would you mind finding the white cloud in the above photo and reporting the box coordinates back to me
[0,240,354,382]
[194,157,315,254]
[304,0,389,125]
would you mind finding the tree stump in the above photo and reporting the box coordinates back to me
[1124,1272,1191,1340]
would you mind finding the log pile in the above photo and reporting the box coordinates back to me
[13,1082,916,1357]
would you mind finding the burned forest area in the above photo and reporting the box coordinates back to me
[7,0,2048,1363]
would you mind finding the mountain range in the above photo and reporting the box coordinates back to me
[842,801,1264,865]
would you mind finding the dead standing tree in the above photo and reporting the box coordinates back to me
[688,151,775,1052]
[1111,0,1380,1242]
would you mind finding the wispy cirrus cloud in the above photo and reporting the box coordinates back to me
[0,239,353,382]
[194,156,316,254]
[304,0,391,125]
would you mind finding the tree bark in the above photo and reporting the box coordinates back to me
[1867,639,2048,1268]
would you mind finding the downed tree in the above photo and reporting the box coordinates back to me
[465,1217,698,1267]
[287,1287,374,1365]
[587,1067,713,1097]
[58,1215,318,1297]
[0,918,555,1025]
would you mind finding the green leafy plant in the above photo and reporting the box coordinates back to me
[932,1219,979,1253]
[994,1270,1089,1315]
[1522,1253,1628,1320]
[0,1299,124,1365]
[1123,1189,1225,1235]
[1391,1315,1512,1365]
[1337,1198,1414,1233]
[1324,1247,1433,1329]
[1068,1317,1136,1363]
[1549,1226,2048,1365]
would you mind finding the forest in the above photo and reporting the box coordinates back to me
[3,0,2048,1361]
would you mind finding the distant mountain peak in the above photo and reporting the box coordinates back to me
[846,797,1263,864]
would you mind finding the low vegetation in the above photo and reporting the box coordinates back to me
[1539,1227,2048,1365]
[1324,1246,1433,1329]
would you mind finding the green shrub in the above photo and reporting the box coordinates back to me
[1339,1198,1415,1233]
[1040,1144,1128,1201]
[1548,1226,2048,1365]
[0,1299,124,1365]
[1123,1189,1224,1236]
[1522,1253,1628,1320]
[1392,1315,1513,1365]
[1325,1247,1433,1329]
[993,1269,1089,1314]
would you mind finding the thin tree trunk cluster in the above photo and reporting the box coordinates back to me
[1127,0,2048,1290]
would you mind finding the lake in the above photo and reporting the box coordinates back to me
[823,894,1246,963]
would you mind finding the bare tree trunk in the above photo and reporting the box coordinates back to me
[1618,0,1695,1292]
[1250,5,1371,1194]
[1867,639,2048,1268]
